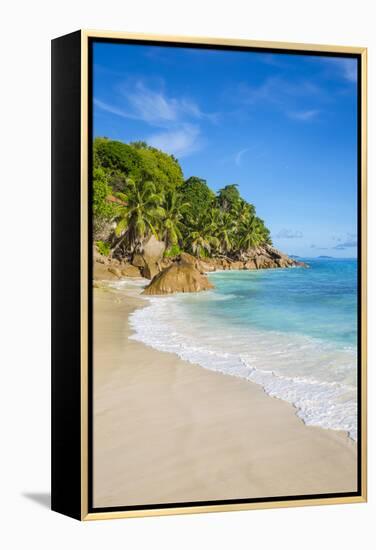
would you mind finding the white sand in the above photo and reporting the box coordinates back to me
[93,288,357,508]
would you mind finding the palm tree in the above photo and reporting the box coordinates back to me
[216,184,240,212]
[231,199,255,225]
[111,177,164,254]
[238,215,266,251]
[185,212,220,258]
[160,190,190,249]
[215,211,236,254]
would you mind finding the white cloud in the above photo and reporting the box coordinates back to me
[275,228,303,239]
[288,109,320,121]
[94,80,218,158]
[234,148,249,166]
[147,124,201,158]
[119,81,180,126]
[332,232,357,250]
[237,77,323,121]
[94,98,132,119]
[240,77,323,106]
[96,80,217,128]
[327,58,357,83]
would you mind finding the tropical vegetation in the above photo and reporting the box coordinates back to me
[93,137,272,259]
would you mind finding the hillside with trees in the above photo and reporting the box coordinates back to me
[93,137,273,261]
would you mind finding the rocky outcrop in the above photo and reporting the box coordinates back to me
[131,235,166,279]
[197,259,217,272]
[131,253,145,269]
[142,262,214,295]
[179,252,197,266]
[121,264,142,277]
[143,234,166,263]
[230,261,244,270]
[194,245,307,272]
[160,257,174,270]
[93,245,142,281]
[93,241,307,288]
[93,261,122,281]
[142,262,159,280]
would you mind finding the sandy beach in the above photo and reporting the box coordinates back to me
[93,286,357,508]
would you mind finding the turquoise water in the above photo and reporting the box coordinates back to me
[129,259,358,439]
[193,259,357,347]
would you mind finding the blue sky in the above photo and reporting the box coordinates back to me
[93,42,358,258]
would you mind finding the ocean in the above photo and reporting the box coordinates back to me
[129,259,358,440]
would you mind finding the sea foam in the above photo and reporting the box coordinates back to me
[129,291,357,440]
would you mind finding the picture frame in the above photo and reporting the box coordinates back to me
[51,29,367,521]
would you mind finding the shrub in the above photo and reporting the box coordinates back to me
[96,240,111,256]
[164,244,181,258]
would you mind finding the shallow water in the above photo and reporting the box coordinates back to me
[129,259,358,440]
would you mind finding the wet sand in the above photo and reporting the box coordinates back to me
[93,287,357,508]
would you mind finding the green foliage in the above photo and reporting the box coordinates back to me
[92,137,273,259]
[93,137,184,194]
[96,240,111,256]
[164,244,182,258]
[217,184,241,211]
[112,178,164,253]
[160,189,189,248]
[92,167,113,219]
[180,177,215,221]
[92,167,115,238]
[184,211,220,258]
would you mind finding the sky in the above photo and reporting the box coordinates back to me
[93,41,358,258]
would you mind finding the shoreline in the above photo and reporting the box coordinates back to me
[93,284,357,508]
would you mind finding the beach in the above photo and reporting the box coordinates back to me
[93,285,357,508]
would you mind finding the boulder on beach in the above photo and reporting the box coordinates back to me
[93,261,121,281]
[142,262,160,280]
[131,253,145,268]
[132,235,166,279]
[142,262,214,295]
[121,263,142,277]
[143,234,166,263]
[179,252,197,266]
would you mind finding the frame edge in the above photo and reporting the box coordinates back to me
[78,30,367,520]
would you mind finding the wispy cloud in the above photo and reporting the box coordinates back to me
[310,233,357,252]
[115,81,218,126]
[234,148,249,166]
[239,77,323,106]
[235,77,324,122]
[95,82,209,126]
[94,99,133,119]
[326,58,357,83]
[275,228,303,239]
[287,109,320,121]
[332,233,357,250]
[95,80,217,158]
[147,124,201,158]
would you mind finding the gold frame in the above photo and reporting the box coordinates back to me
[80,29,367,520]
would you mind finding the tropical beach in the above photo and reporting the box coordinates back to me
[93,283,356,508]
[91,135,358,508]
[91,42,359,507]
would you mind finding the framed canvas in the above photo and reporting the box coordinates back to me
[51,30,367,521]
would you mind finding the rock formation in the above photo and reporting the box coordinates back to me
[93,245,142,281]
[142,261,214,295]
[132,235,166,279]
[93,242,307,290]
